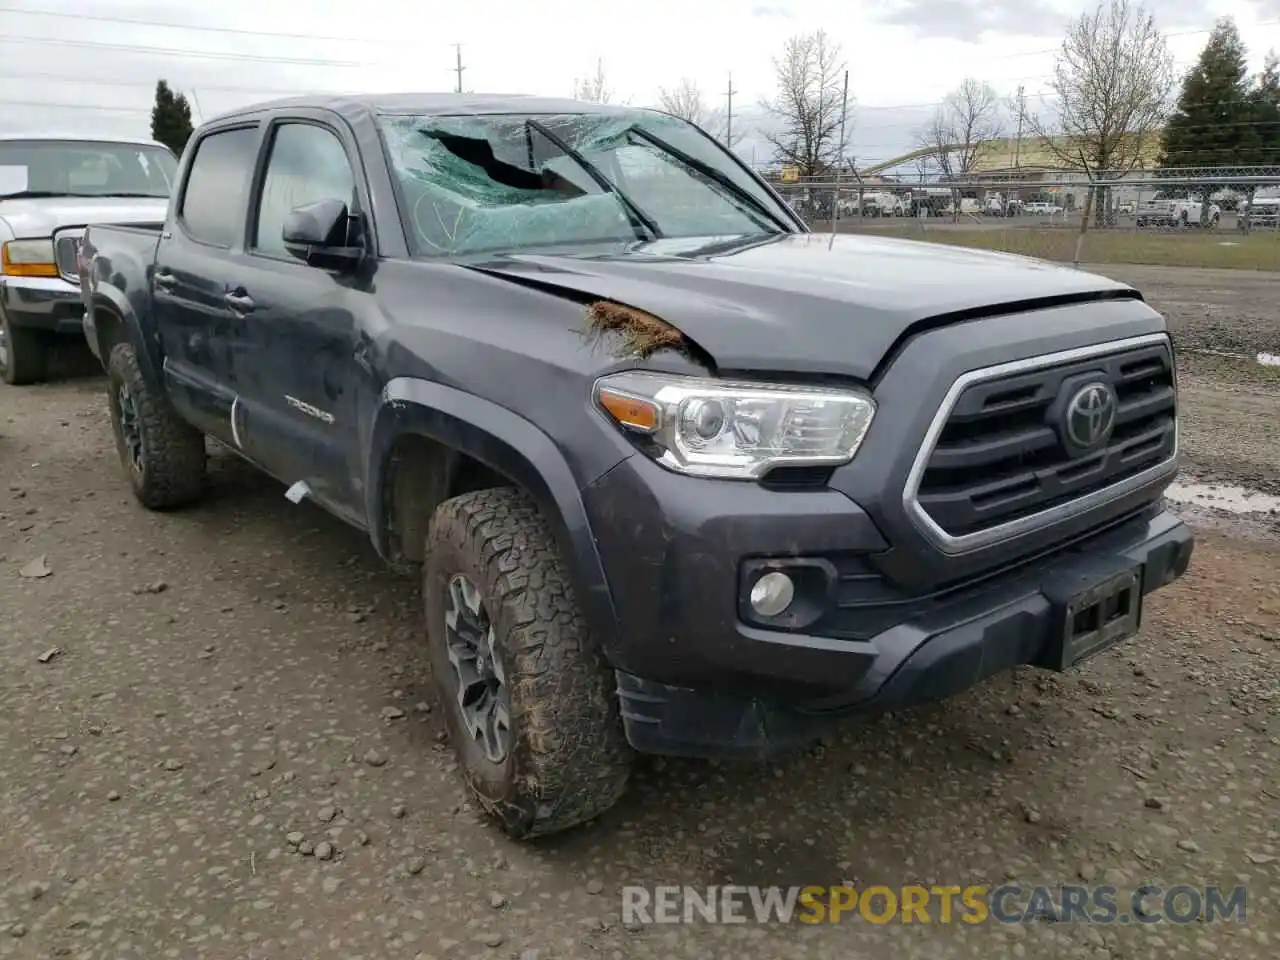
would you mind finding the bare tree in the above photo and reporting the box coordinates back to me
[912,152,937,185]
[574,59,613,103]
[658,77,746,148]
[1029,0,1175,230]
[917,78,1003,220]
[659,78,709,126]
[760,30,854,179]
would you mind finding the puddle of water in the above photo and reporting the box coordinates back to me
[1184,348,1280,369]
[1165,481,1280,514]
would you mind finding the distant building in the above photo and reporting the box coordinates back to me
[940,132,1169,211]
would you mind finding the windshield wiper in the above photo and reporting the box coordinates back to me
[628,128,793,234]
[525,119,662,242]
[0,190,164,200]
[0,190,76,200]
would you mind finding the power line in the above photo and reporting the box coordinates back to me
[0,23,1259,114]
[0,3,405,46]
[0,4,1274,107]
[0,34,368,67]
[3,2,1271,67]
[0,69,329,98]
[0,98,147,116]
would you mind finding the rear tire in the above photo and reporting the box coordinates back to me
[0,312,48,385]
[106,342,206,509]
[424,487,631,839]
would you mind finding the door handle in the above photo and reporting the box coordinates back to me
[153,269,176,291]
[224,291,255,314]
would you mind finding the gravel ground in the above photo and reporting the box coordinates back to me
[2,270,1277,959]
[1087,264,1280,499]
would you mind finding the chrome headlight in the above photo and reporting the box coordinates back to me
[593,370,876,480]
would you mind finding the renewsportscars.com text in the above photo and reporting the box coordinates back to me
[621,884,1248,926]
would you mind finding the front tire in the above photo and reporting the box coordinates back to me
[106,342,206,509]
[424,488,631,839]
[0,312,48,385]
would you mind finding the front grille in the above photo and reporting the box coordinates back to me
[912,339,1176,539]
[53,229,85,284]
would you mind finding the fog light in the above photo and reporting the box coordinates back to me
[749,571,795,617]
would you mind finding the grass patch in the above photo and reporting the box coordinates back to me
[583,300,685,358]
[848,224,1280,271]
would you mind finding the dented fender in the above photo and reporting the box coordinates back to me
[365,376,624,646]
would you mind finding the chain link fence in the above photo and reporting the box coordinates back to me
[763,166,1280,271]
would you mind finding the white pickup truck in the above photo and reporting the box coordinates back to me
[0,132,177,384]
[1135,197,1221,229]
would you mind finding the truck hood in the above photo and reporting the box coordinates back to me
[471,232,1138,380]
[0,196,169,239]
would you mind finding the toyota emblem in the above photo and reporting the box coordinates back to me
[1064,381,1117,450]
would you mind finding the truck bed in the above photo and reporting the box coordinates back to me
[79,223,166,366]
[80,223,163,280]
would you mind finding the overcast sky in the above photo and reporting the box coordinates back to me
[1,0,1277,168]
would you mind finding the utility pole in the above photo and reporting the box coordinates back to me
[724,71,738,148]
[453,44,466,94]
[1013,84,1025,169]
[830,69,849,246]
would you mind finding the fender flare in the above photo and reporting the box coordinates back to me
[366,376,621,646]
[89,284,163,391]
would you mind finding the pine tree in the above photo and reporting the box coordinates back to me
[1158,17,1256,222]
[1255,51,1280,165]
[150,80,194,159]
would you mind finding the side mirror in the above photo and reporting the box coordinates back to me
[282,198,364,268]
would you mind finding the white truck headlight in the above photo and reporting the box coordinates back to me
[2,238,58,277]
[593,371,876,480]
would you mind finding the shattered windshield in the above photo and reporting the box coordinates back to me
[378,110,794,257]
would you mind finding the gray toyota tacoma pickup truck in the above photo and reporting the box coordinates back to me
[79,93,1193,838]
[0,132,176,384]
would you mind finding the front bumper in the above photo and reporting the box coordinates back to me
[606,503,1191,758]
[0,275,86,336]
[577,306,1187,759]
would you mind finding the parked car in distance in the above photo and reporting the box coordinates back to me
[1241,195,1279,229]
[0,133,177,384]
[1136,197,1221,229]
[80,93,1193,839]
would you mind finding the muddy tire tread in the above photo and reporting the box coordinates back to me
[427,487,631,838]
[107,342,206,510]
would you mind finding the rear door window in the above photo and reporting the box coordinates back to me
[179,127,259,247]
